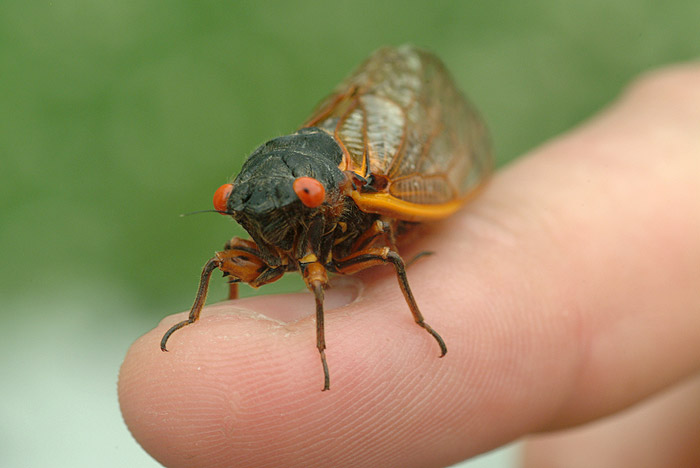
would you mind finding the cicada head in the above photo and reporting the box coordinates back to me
[217,127,348,262]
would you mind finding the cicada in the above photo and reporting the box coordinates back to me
[161,45,493,390]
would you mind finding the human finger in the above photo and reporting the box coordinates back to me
[119,65,700,467]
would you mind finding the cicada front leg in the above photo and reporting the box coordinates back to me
[301,261,331,391]
[333,243,447,358]
[160,237,286,352]
[219,238,288,292]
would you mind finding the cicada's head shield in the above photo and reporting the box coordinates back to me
[219,127,347,263]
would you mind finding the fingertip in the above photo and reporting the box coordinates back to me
[119,300,322,467]
[118,288,474,467]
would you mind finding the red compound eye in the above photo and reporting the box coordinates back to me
[212,184,233,214]
[293,177,325,208]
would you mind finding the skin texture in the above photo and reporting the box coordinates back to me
[118,64,700,468]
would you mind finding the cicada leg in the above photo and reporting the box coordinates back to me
[160,256,221,352]
[333,246,447,357]
[302,261,331,391]
[160,237,285,352]
[355,219,436,270]
[221,237,262,300]
[405,250,435,268]
[348,219,396,252]
[228,282,239,301]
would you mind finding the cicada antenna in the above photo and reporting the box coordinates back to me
[179,209,234,217]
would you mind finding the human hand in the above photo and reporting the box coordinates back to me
[118,65,700,467]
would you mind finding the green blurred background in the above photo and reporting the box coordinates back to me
[1,1,698,467]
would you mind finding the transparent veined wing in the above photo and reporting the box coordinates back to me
[304,45,492,221]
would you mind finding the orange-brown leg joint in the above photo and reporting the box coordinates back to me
[222,238,264,299]
[303,261,329,287]
[161,238,281,352]
[216,247,267,284]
